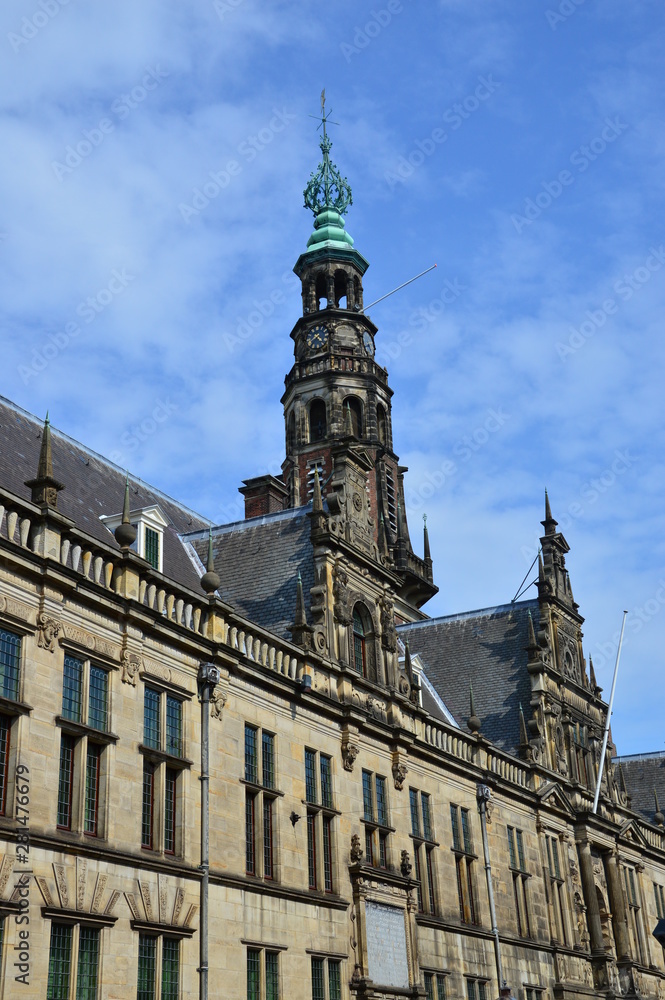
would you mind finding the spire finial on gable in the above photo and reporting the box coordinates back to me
[312,466,323,512]
[654,789,664,826]
[115,473,138,549]
[200,527,221,595]
[542,489,558,536]
[25,412,64,509]
[468,682,481,734]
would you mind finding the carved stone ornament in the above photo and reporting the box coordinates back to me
[392,760,408,791]
[37,613,61,652]
[400,850,413,878]
[121,650,142,686]
[210,686,227,720]
[332,563,352,626]
[350,833,363,863]
[379,596,397,652]
[342,740,359,772]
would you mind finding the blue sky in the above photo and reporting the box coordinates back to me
[2,0,664,754]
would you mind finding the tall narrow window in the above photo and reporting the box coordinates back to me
[451,805,477,924]
[377,404,387,446]
[145,527,160,570]
[88,666,108,732]
[0,714,10,816]
[545,833,568,945]
[47,923,73,1000]
[244,725,277,879]
[353,610,366,675]
[137,935,157,1000]
[311,957,342,1000]
[425,972,447,1000]
[410,788,437,913]
[57,734,75,830]
[144,688,161,750]
[142,761,155,850]
[305,749,336,892]
[309,400,327,442]
[507,826,531,937]
[654,882,665,920]
[0,628,21,701]
[362,769,391,868]
[385,471,397,536]
[62,655,83,722]
[162,938,179,1000]
[623,865,645,964]
[247,948,279,1000]
[76,927,100,1000]
[84,744,102,836]
[164,768,177,855]
[345,396,363,437]
[141,686,187,854]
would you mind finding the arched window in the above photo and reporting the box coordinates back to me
[309,399,327,442]
[286,412,296,453]
[334,269,348,309]
[353,607,367,675]
[377,404,387,445]
[315,273,327,311]
[345,397,363,438]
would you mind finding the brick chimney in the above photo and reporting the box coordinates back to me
[239,475,288,519]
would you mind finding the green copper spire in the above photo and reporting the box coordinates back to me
[303,90,355,253]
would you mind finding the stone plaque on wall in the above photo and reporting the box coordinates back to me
[365,901,409,989]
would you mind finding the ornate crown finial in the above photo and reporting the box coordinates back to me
[304,90,353,218]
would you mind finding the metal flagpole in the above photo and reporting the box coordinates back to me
[592,611,628,814]
[361,264,437,311]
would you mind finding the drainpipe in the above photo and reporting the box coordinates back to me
[198,663,220,1000]
[477,783,504,990]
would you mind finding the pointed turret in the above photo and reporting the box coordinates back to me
[312,467,323,513]
[654,789,664,827]
[378,513,390,561]
[115,475,138,550]
[404,639,414,685]
[423,514,433,583]
[519,703,529,747]
[200,528,221,595]
[295,571,307,627]
[542,489,557,536]
[25,413,64,508]
[526,610,538,651]
[344,401,354,438]
[289,570,313,650]
[589,656,601,695]
[468,682,481,734]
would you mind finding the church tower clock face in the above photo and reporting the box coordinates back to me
[306,324,328,351]
[362,331,374,356]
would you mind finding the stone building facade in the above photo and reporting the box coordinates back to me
[0,113,664,1000]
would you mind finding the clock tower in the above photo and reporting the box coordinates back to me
[281,102,435,611]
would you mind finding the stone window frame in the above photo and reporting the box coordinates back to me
[242,724,281,882]
[0,622,32,822]
[542,830,570,946]
[450,804,479,926]
[507,825,532,938]
[409,787,438,915]
[303,747,338,893]
[361,768,393,869]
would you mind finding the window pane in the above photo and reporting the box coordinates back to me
[47,923,72,1000]
[57,734,75,829]
[376,776,387,826]
[76,927,100,1000]
[478,983,487,1000]
[410,789,420,838]
[307,812,317,889]
[460,808,472,853]
[422,794,432,841]
[0,629,21,700]
[145,527,160,570]
[362,770,373,822]
[164,768,177,854]
[517,830,526,871]
[379,831,388,868]
[436,973,447,1000]
[263,798,274,878]
[425,973,435,1000]
[137,935,157,1000]
[323,816,333,892]
[262,732,275,789]
[414,846,423,910]
[312,957,325,1000]
[144,688,160,750]
[247,949,260,1000]
[88,666,108,732]
[305,749,317,804]
[162,938,179,1000]
[365,828,374,865]
[329,960,341,1000]
[141,761,154,849]
[426,848,436,915]
[165,696,182,757]
[451,805,461,851]
[84,743,101,836]
[466,981,476,1000]
[245,792,256,875]
[507,827,517,869]
[0,714,10,815]
[266,952,279,1000]
[245,725,258,783]
[320,754,332,808]
[62,655,83,722]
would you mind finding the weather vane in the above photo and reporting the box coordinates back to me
[308,88,340,144]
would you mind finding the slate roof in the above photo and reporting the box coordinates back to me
[185,506,315,640]
[614,752,665,826]
[397,600,538,754]
[0,396,210,591]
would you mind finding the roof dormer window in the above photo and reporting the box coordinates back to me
[100,504,168,573]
